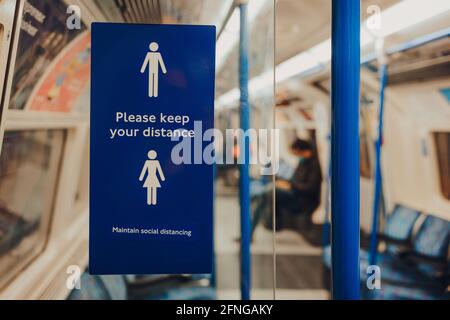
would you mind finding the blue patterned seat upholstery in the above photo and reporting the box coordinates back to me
[411,216,450,279]
[414,216,450,258]
[98,275,128,300]
[323,206,450,300]
[68,273,216,300]
[68,274,127,300]
[364,283,449,300]
[381,205,420,255]
[323,205,419,270]
[384,206,420,240]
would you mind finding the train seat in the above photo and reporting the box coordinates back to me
[68,273,216,300]
[323,205,421,268]
[126,274,216,300]
[382,205,421,250]
[130,285,216,300]
[368,214,449,290]
[98,275,128,300]
[323,205,450,299]
[412,216,450,277]
[67,274,127,300]
[364,283,449,300]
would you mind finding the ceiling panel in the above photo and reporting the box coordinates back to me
[275,0,402,64]
[88,0,232,26]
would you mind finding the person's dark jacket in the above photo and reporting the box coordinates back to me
[289,155,322,213]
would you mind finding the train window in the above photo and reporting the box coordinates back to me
[0,129,65,289]
[434,132,450,200]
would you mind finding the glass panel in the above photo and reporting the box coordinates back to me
[69,0,275,301]
[214,2,275,300]
[360,134,372,179]
[73,132,89,217]
[274,1,329,299]
[0,130,65,289]
[360,102,373,180]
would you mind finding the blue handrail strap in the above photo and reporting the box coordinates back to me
[369,63,388,266]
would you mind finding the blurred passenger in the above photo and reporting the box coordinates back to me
[275,139,322,223]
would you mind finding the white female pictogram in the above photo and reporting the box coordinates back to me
[139,150,165,205]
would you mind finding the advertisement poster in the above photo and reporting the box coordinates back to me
[27,32,91,112]
[9,0,86,111]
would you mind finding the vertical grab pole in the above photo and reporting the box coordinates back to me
[331,0,361,300]
[369,41,388,266]
[238,1,251,301]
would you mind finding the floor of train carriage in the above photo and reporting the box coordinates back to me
[214,181,329,300]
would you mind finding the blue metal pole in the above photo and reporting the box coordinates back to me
[331,0,361,300]
[238,2,251,301]
[369,63,388,266]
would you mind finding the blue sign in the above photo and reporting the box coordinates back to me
[90,23,215,274]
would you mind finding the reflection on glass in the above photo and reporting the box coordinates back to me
[0,130,64,289]
[360,133,372,179]
[434,132,450,200]
[75,135,89,207]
